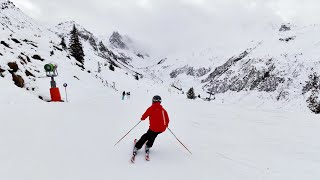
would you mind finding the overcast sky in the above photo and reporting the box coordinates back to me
[9,0,320,55]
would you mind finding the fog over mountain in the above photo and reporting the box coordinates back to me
[9,0,320,55]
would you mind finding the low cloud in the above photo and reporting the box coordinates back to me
[10,0,320,55]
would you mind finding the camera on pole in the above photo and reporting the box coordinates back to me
[44,63,62,102]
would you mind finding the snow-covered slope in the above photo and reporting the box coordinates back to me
[1,87,320,180]
[0,0,157,102]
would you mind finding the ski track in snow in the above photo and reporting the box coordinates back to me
[0,90,319,180]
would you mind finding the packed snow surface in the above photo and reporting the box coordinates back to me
[1,87,319,180]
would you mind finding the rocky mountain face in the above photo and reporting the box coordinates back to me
[51,21,145,71]
[200,24,319,103]
[109,31,128,50]
[144,23,320,112]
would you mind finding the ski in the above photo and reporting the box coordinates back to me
[130,139,137,163]
[145,144,150,161]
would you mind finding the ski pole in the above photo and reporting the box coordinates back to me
[114,121,142,146]
[168,127,192,155]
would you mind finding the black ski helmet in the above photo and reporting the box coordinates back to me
[152,95,162,103]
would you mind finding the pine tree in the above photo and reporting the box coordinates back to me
[187,87,196,99]
[109,63,115,71]
[60,37,67,50]
[135,74,139,80]
[69,25,85,64]
[97,62,101,73]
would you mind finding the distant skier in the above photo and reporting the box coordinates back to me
[122,91,126,100]
[133,95,170,155]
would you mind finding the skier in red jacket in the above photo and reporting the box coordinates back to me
[133,95,170,155]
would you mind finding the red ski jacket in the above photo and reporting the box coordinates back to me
[141,102,170,132]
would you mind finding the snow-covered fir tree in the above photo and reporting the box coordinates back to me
[187,87,196,99]
[60,36,67,50]
[69,24,85,64]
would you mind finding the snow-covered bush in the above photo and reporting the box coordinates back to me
[302,72,320,114]
[109,64,115,71]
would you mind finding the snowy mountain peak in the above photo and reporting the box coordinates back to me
[53,21,99,51]
[0,0,43,34]
[107,31,150,58]
[54,21,92,35]
[56,21,82,30]
[109,31,128,49]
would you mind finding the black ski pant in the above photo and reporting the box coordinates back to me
[135,129,161,149]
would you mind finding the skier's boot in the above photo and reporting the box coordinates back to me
[133,147,139,156]
[145,145,150,154]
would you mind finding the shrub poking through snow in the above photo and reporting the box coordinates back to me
[109,64,115,71]
[302,72,320,114]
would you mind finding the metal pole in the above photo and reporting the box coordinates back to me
[114,121,142,146]
[65,87,68,102]
[168,128,192,155]
[50,77,56,88]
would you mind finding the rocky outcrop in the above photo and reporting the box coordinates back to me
[279,36,296,42]
[170,66,211,78]
[7,62,19,72]
[12,73,24,88]
[202,49,251,83]
[279,24,291,32]
[202,47,286,95]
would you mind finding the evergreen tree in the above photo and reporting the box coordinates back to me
[60,37,67,50]
[69,25,85,64]
[109,63,115,71]
[135,74,139,80]
[187,87,196,99]
[97,62,101,73]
